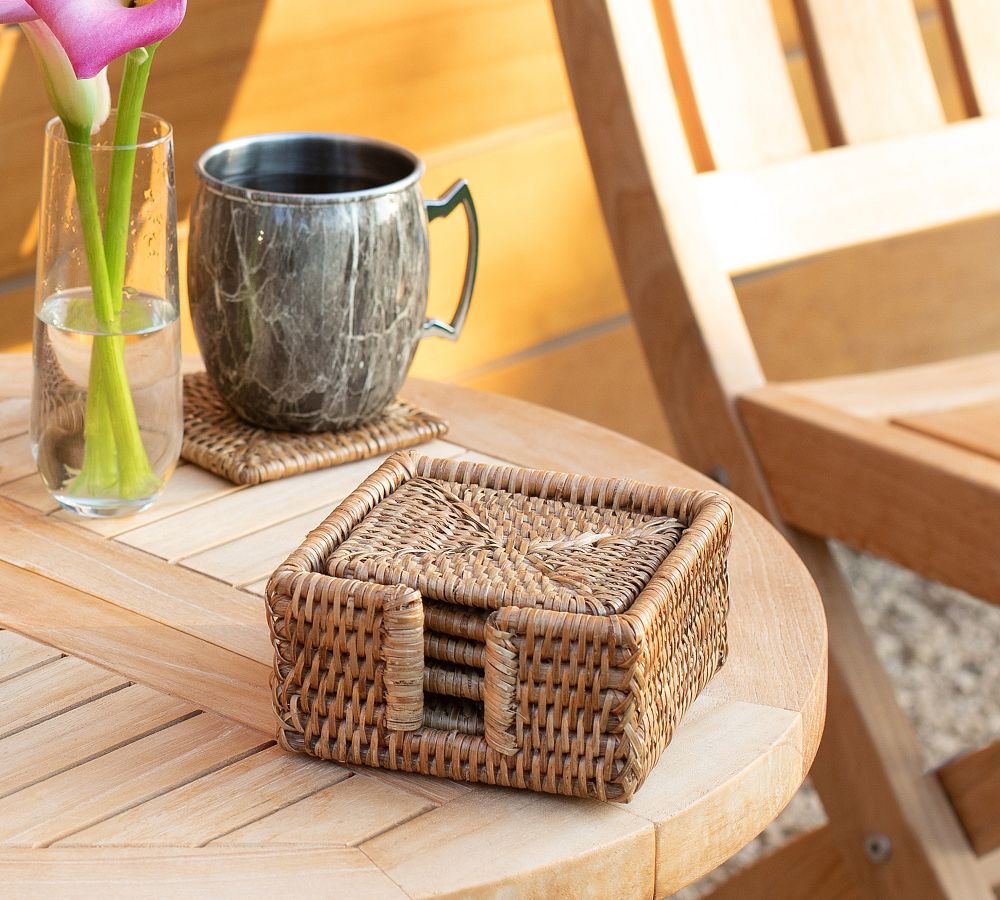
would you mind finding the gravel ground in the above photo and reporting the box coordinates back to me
[673,543,1000,898]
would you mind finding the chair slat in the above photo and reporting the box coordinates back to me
[941,0,1000,115]
[663,0,810,169]
[795,0,945,143]
[697,115,1000,273]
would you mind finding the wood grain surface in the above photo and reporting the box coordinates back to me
[794,0,944,144]
[739,384,1000,607]
[894,398,1000,463]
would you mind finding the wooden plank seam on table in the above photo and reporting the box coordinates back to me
[0,559,276,734]
[57,462,247,540]
[0,847,412,897]
[1,656,130,742]
[205,771,437,849]
[57,746,356,848]
[0,636,459,861]
[0,682,199,802]
[0,630,62,683]
[0,719,274,848]
[0,398,30,441]
[0,433,36,487]
[1,473,60,514]
[0,498,273,666]
[179,508,346,587]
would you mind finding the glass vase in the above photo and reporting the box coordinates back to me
[30,112,181,517]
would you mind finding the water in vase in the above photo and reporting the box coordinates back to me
[31,288,182,517]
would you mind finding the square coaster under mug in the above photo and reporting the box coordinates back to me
[181,372,449,486]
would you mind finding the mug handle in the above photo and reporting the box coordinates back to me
[422,179,479,340]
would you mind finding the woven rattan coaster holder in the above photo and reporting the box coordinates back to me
[267,451,732,801]
[181,372,449,485]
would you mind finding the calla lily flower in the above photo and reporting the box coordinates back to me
[25,0,187,80]
[19,19,110,134]
[6,0,186,501]
[0,1,186,79]
[0,1,32,25]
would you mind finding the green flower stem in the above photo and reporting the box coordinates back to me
[78,339,118,495]
[65,122,156,499]
[106,45,158,311]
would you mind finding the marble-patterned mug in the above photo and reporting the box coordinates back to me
[188,133,478,431]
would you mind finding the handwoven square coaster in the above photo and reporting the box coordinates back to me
[182,372,449,486]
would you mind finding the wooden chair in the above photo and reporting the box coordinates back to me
[549,1,1000,898]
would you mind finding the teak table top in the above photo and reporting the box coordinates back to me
[0,354,826,899]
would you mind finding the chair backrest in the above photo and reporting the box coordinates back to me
[684,0,1000,274]
[549,0,1000,500]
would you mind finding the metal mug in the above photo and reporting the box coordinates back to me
[188,132,478,431]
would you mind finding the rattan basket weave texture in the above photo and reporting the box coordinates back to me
[267,451,732,801]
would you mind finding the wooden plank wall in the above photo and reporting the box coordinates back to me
[0,0,993,455]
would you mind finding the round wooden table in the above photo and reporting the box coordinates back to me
[0,355,826,898]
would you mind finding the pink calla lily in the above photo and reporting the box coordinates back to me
[24,0,187,80]
[0,1,33,24]
[8,0,185,502]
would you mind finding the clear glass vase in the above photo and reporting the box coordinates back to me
[30,112,181,517]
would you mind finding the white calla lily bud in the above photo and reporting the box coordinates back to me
[20,18,110,135]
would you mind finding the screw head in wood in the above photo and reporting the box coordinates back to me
[863,833,893,864]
